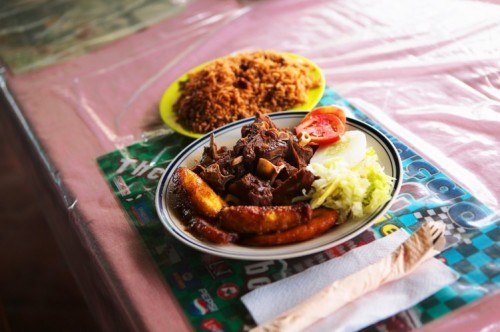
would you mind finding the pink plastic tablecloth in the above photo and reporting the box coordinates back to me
[2,0,499,331]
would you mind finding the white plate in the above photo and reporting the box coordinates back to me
[155,111,402,260]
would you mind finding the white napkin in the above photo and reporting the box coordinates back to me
[241,229,459,332]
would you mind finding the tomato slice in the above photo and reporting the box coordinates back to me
[296,106,347,145]
[303,105,347,125]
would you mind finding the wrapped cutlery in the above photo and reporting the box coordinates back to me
[244,222,457,332]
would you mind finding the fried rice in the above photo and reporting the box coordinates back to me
[173,50,321,134]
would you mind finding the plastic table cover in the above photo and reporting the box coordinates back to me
[2,0,499,331]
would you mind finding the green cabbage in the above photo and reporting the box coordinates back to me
[306,148,393,222]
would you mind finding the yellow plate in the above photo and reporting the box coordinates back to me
[159,52,325,139]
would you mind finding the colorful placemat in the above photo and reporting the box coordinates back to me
[97,88,499,331]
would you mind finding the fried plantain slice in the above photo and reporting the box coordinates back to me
[218,202,312,234]
[243,207,338,246]
[172,167,227,219]
[187,217,238,244]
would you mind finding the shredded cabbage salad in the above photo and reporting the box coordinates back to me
[305,131,394,223]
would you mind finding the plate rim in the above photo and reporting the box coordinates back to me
[155,111,403,260]
[159,52,326,139]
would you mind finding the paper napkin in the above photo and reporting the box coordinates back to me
[241,229,459,332]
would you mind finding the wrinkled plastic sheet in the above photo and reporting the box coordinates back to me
[3,0,500,330]
[9,0,498,212]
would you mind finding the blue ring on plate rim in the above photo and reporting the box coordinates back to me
[155,111,402,259]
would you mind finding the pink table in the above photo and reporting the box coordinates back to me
[2,0,499,330]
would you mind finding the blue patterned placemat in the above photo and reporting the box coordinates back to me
[97,87,500,331]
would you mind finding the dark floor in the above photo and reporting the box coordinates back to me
[0,127,100,331]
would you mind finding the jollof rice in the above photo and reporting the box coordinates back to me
[173,50,321,133]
